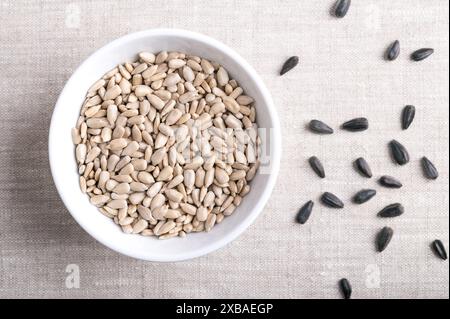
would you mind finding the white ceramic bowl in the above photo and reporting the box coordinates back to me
[49,29,281,262]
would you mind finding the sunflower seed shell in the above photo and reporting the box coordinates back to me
[280,56,299,76]
[321,192,344,209]
[296,200,314,224]
[378,203,404,218]
[376,226,394,252]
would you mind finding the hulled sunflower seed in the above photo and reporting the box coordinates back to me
[431,240,448,260]
[353,189,376,204]
[376,226,394,252]
[411,48,434,61]
[334,0,351,18]
[378,203,404,218]
[90,195,109,207]
[308,156,325,178]
[107,199,128,209]
[386,40,400,61]
[321,192,344,208]
[389,140,410,165]
[354,157,372,178]
[296,200,314,224]
[341,117,368,132]
[132,219,148,234]
[309,120,334,134]
[378,175,403,188]
[339,278,352,299]
[421,157,439,180]
[401,105,415,130]
[75,144,87,164]
[280,56,299,75]
[139,52,155,64]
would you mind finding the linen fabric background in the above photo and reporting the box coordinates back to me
[0,0,448,298]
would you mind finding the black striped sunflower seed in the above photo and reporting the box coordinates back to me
[296,200,314,224]
[309,120,334,134]
[354,157,372,178]
[334,0,351,18]
[411,48,434,61]
[339,278,352,299]
[389,140,410,165]
[378,175,403,188]
[422,157,439,180]
[431,240,448,260]
[386,40,400,61]
[280,56,299,75]
[401,105,416,130]
[342,117,369,132]
[378,203,404,218]
[321,192,344,208]
[353,189,377,204]
[376,227,394,252]
[309,156,325,178]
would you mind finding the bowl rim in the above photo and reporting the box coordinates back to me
[48,28,281,262]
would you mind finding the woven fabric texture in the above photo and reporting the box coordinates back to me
[0,0,448,298]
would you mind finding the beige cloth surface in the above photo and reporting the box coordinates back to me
[0,0,448,298]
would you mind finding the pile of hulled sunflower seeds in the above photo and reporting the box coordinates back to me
[72,51,260,239]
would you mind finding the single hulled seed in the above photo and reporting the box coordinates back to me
[378,203,404,218]
[353,189,376,204]
[431,240,448,260]
[389,140,410,165]
[386,40,400,61]
[378,176,403,188]
[309,120,333,134]
[90,195,109,207]
[132,219,148,234]
[354,157,372,178]
[376,227,394,252]
[280,56,299,75]
[339,278,352,299]
[296,200,314,224]
[321,192,344,209]
[411,48,434,61]
[421,157,439,180]
[401,105,415,130]
[308,156,325,178]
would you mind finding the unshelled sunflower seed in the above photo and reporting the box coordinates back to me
[309,120,334,134]
[389,140,409,165]
[401,105,415,130]
[431,240,448,260]
[378,203,404,218]
[354,157,372,178]
[411,48,434,61]
[321,192,344,208]
[308,156,325,178]
[280,56,299,75]
[386,40,400,61]
[334,0,351,18]
[341,118,368,132]
[376,227,394,252]
[339,278,352,299]
[354,157,373,178]
[378,176,402,188]
[421,157,439,180]
[296,200,314,224]
[353,189,376,204]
